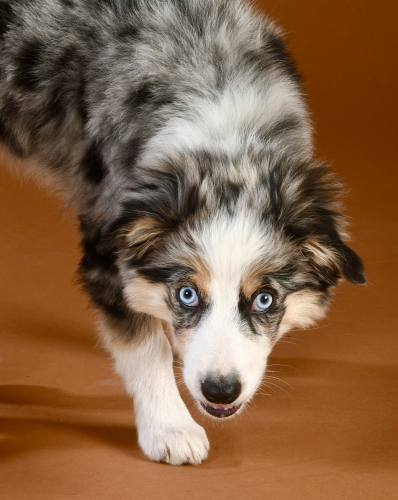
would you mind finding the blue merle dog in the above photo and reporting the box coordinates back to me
[0,0,365,464]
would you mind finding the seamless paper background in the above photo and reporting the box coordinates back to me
[1,1,397,498]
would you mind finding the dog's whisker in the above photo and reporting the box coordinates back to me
[263,376,293,390]
[267,363,300,372]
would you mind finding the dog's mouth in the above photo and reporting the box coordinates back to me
[200,402,241,418]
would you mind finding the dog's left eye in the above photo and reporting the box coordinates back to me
[178,287,199,307]
[251,293,273,312]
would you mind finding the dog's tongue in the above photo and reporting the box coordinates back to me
[201,402,241,418]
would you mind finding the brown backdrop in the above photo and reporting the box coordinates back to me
[1,1,397,498]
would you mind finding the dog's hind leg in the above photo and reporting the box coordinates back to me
[99,314,209,465]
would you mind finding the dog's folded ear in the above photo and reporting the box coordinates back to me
[120,215,170,260]
[96,158,203,258]
[96,213,172,262]
[301,237,366,285]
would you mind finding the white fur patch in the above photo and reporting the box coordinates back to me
[101,317,209,465]
[181,211,279,408]
[190,210,286,284]
[141,74,310,164]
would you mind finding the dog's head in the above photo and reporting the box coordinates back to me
[99,153,365,418]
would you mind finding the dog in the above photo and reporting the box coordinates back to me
[0,0,365,465]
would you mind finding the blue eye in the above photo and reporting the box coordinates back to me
[251,293,273,312]
[178,287,199,307]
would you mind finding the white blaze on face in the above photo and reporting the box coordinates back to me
[183,211,278,404]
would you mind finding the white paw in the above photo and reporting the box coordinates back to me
[138,420,209,465]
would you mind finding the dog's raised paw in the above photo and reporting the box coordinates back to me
[138,421,209,465]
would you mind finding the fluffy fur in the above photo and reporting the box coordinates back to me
[0,0,365,465]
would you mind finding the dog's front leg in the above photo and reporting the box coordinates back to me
[101,314,209,465]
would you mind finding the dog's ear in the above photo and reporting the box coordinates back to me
[96,157,204,258]
[121,216,171,260]
[301,237,366,285]
[96,213,173,262]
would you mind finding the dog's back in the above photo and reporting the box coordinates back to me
[0,0,310,220]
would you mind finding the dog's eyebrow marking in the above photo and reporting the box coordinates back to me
[241,261,286,299]
[241,272,263,299]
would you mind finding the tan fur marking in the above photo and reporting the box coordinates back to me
[241,270,262,299]
[96,312,154,351]
[241,261,282,298]
[187,256,211,298]
[278,290,328,338]
[302,238,338,268]
[124,277,172,323]
[124,217,165,259]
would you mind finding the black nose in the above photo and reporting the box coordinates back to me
[201,373,242,404]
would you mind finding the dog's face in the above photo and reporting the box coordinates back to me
[103,155,365,418]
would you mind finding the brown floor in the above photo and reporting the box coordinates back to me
[1,1,397,499]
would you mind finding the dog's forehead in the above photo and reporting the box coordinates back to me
[187,211,292,297]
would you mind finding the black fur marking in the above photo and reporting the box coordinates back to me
[120,136,146,171]
[214,181,243,210]
[129,84,154,109]
[117,24,140,40]
[260,116,301,143]
[139,265,194,284]
[78,217,130,322]
[330,240,366,285]
[264,31,302,85]
[172,308,205,332]
[0,117,24,156]
[96,195,179,257]
[80,142,107,184]
[126,83,175,116]
[237,29,301,85]
[0,117,19,155]
[96,162,206,259]
[137,183,160,192]
[121,311,156,342]
[14,40,45,90]
[0,99,24,156]
[0,2,14,40]
[237,289,282,338]
[50,46,88,124]
[80,214,157,337]
[60,0,75,7]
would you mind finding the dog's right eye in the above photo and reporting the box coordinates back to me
[178,287,199,307]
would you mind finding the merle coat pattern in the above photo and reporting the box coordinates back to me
[0,0,365,465]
